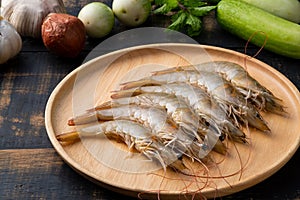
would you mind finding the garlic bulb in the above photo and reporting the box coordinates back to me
[1,0,66,38]
[0,16,22,64]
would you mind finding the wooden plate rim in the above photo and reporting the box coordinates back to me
[45,43,300,198]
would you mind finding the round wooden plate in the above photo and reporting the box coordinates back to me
[45,44,300,199]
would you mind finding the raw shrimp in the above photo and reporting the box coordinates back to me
[158,61,285,115]
[120,70,270,132]
[112,83,247,143]
[95,92,224,143]
[56,120,189,172]
[69,104,227,158]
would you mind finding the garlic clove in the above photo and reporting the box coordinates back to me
[0,16,22,64]
[2,0,66,38]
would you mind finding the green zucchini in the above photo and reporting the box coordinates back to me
[240,0,300,23]
[216,0,300,59]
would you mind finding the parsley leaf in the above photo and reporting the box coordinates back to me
[168,11,187,31]
[180,0,206,7]
[186,13,202,36]
[189,6,216,17]
[152,0,217,36]
[153,0,178,14]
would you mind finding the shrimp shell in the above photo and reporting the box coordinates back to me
[56,120,188,172]
[120,70,270,132]
[69,104,226,159]
[95,92,224,142]
[158,61,285,115]
[112,83,247,143]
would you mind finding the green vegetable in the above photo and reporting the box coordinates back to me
[216,0,300,59]
[112,0,151,27]
[78,2,114,38]
[153,0,216,36]
[240,0,300,23]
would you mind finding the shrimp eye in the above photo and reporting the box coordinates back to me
[256,112,262,119]
[219,134,226,141]
[205,121,210,126]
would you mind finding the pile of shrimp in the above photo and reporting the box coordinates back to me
[56,61,285,174]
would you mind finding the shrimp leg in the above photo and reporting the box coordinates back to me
[120,70,270,132]
[112,83,247,143]
[95,92,224,143]
[156,61,286,115]
[69,104,227,159]
[56,120,189,172]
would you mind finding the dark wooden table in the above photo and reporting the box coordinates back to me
[1,0,299,199]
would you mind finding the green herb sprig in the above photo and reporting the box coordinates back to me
[153,0,217,36]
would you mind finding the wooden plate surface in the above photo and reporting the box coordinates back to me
[45,44,300,199]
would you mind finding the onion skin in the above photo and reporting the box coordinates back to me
[41,13,86,58]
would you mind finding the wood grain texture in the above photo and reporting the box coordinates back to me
[0,52,84,149]
[45,44,300,199]
[0,0,299,199]
[0,148,298,199]
[0,148,134,200]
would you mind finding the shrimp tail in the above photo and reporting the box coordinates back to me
[152,66,185,75]
[120,79,161,90]
[68,102,115,126]
[56,131,81,144]
[93,101,113,110]
[67,110,110,126]
[111,88,143,99]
